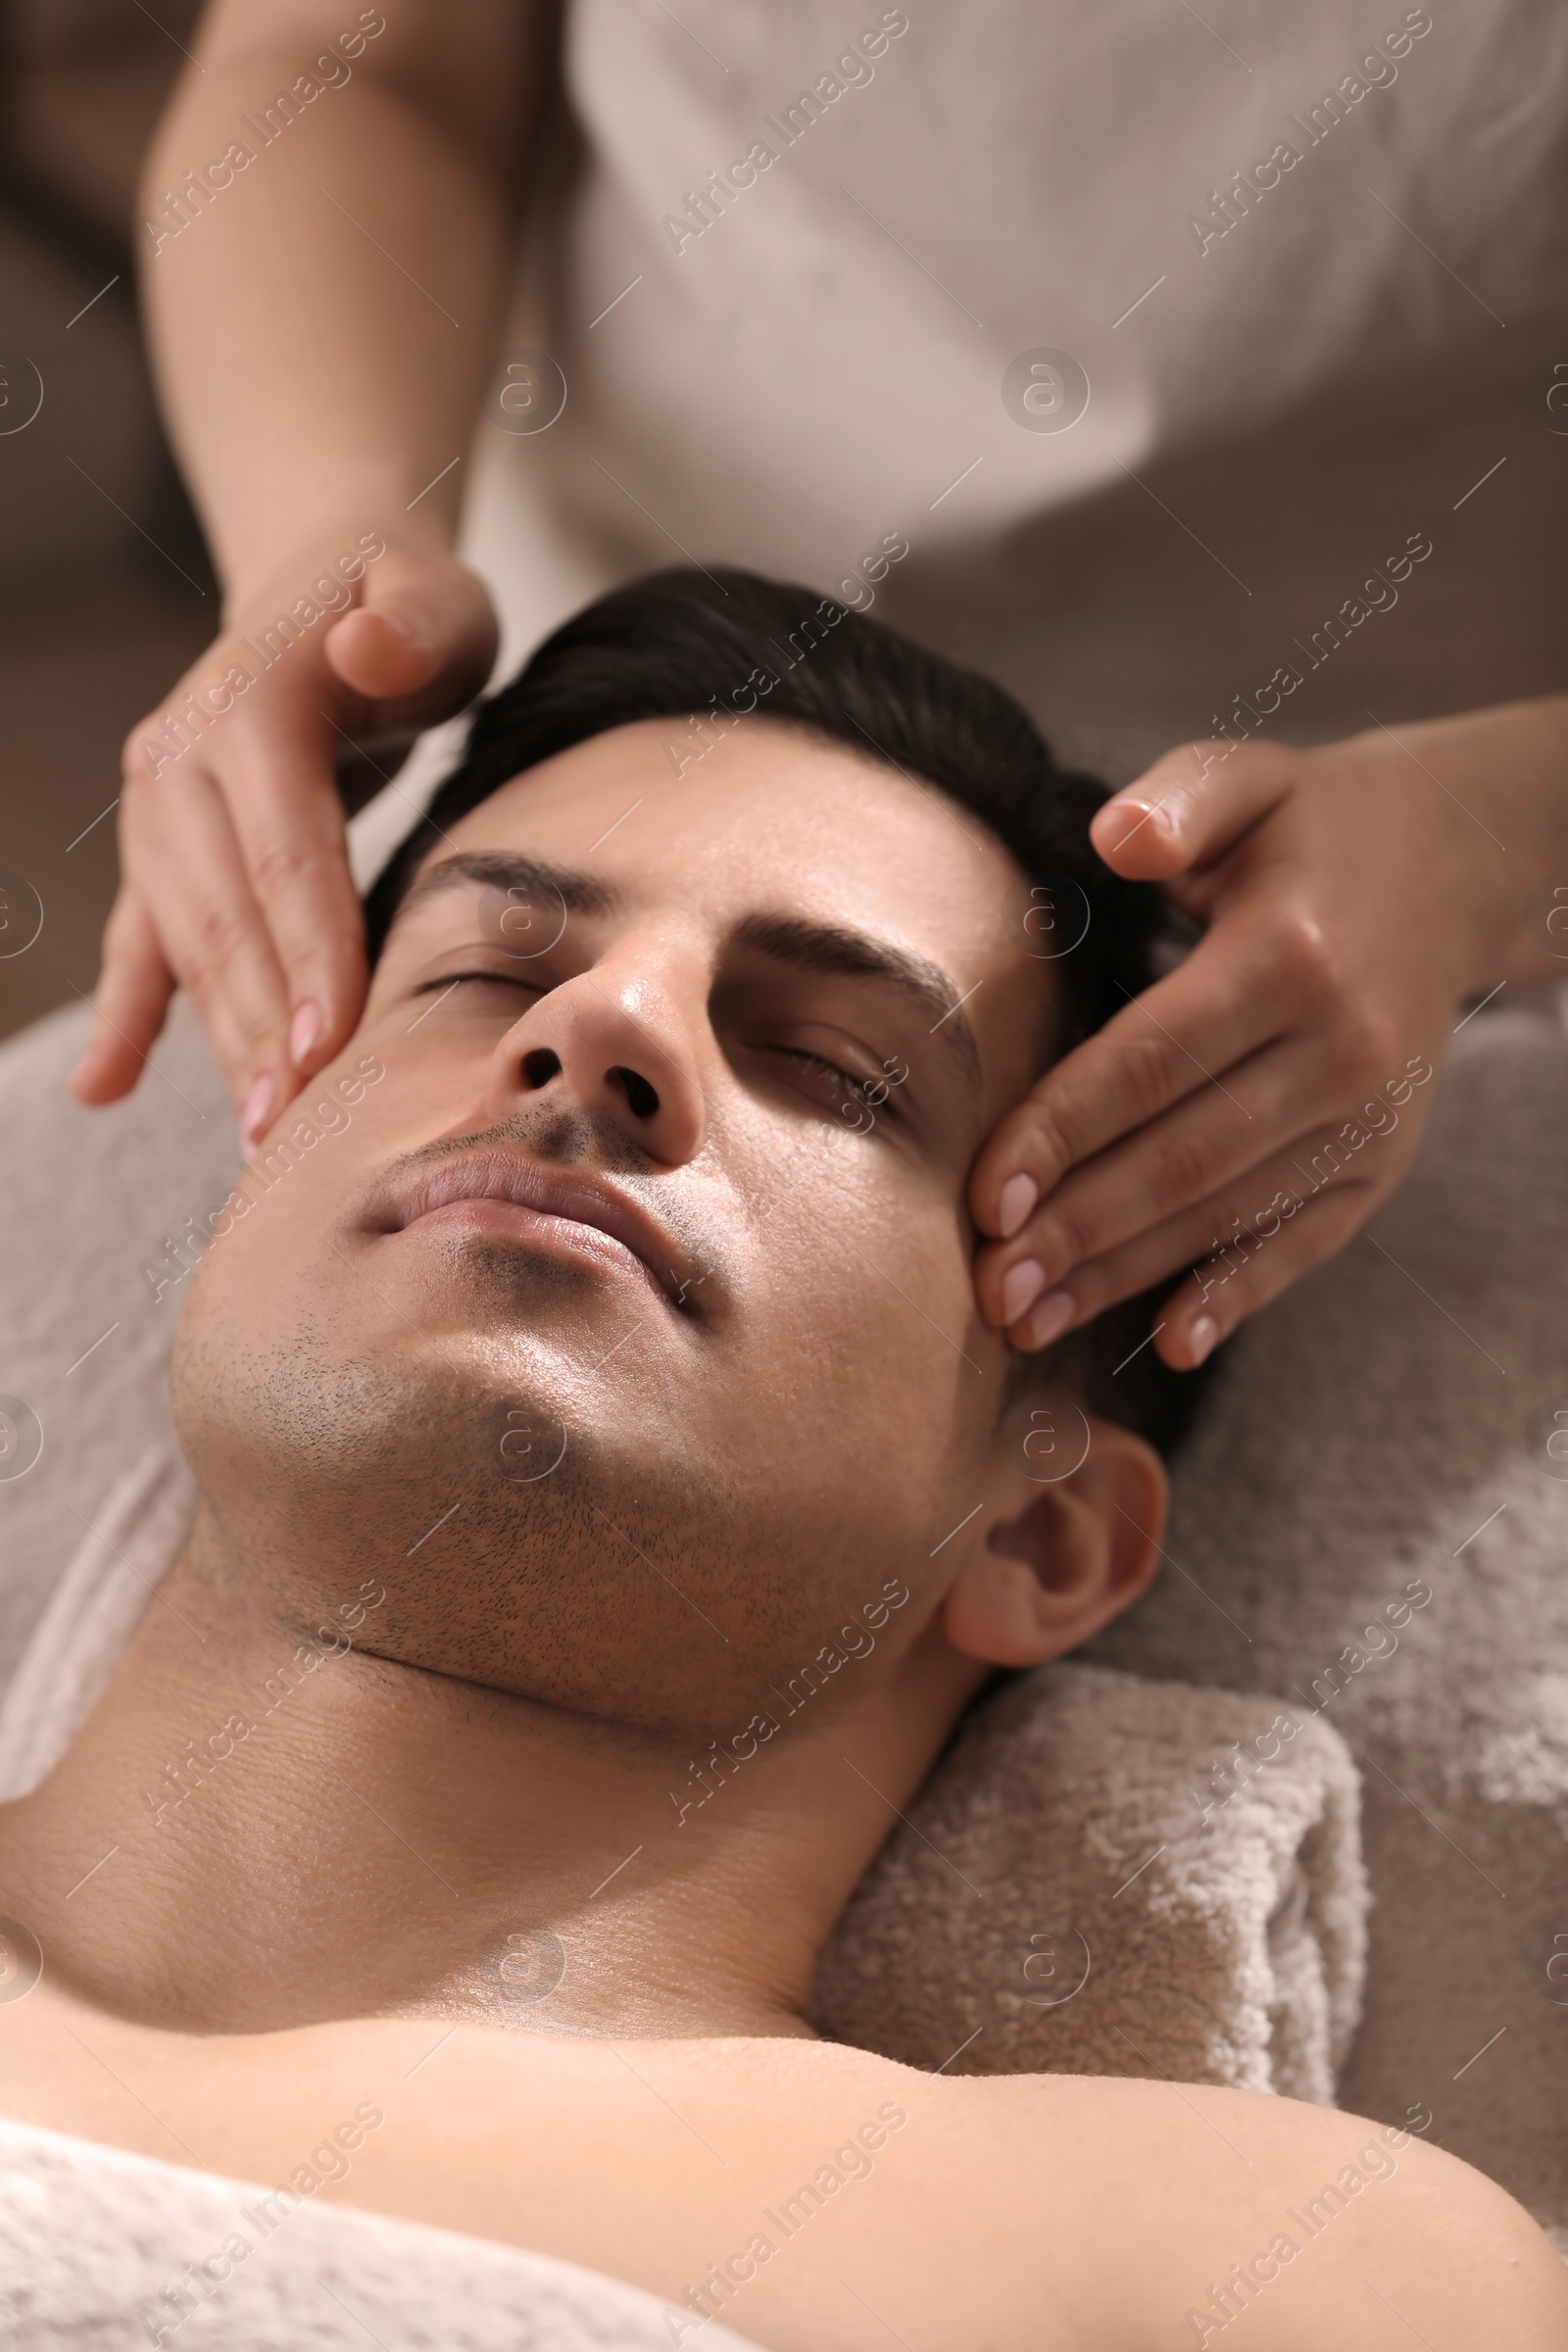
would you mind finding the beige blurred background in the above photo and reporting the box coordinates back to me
[0,0,213,1047]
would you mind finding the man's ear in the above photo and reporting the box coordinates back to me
[940,1403,1168,1669]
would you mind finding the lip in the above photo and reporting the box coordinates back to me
[372,1149,689,1310]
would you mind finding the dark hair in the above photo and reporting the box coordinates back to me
[366,564,1212,1456]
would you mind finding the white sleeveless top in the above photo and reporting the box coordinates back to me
[429,0,1568,790]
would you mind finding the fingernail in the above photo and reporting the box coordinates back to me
[1113,797,1176,840]
[1189,1313,1220,1365]
[289,1000,321,1065]
[1002,1258,1048,1325]
[998,1171,1039,1239]
[239,1073,274,1154]
[1022,1289,1076,1350]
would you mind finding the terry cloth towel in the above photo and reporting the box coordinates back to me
[0,2118,763,2352]
[0,1424,1367,2107]
[811,1660,1365,2099]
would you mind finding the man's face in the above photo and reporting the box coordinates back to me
[174,717,1054,1734]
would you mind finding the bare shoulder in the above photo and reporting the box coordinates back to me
[2,1992,1561,2352]
[320,2030,1568,2351]
[949,2069,1568,2352]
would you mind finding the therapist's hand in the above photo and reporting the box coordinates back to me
[969,699,1568,1370]
[70,541,497,1149]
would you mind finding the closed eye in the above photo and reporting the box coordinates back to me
[414,968,543,996]
[769,1045,901,1123]
[406,968,548,1025]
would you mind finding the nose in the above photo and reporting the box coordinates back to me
[482,953,707,1166]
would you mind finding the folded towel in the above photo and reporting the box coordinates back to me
[811,1658,1366,2101]
[0,2117,763,2351]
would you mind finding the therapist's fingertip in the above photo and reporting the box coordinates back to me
[67,1047,121,1104]
[997,1170,1039,1239]
[239,1073,275,1156]
[325,604,434,696]
[1100,794,1178,854]
[67,1047,118,1105]
[1018,1289,1076,1351]
[1001,1258,1047,1326]
[1186,1312,1220,1366]
[289,999,322,1067]
[67,1036,111,1091]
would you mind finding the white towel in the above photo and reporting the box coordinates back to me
[0,2118,762,2351]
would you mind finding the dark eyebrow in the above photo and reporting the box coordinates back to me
[394,850,620,927]
[732,911,982,1097]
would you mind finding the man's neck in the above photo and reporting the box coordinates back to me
[0,1543,977,2041]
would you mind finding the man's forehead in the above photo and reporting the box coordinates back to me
[401,846,616,926]
[426,713,1008,904]
[411,729,1023,947]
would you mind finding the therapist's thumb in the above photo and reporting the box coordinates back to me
[1090,739,1298,880]
[324,545,499,711]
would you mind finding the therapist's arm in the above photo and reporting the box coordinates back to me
[970,694,1568,1368]
[71,0,549,1144]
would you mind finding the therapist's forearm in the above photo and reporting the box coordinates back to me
[137,5,535,609]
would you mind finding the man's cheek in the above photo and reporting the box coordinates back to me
[764,1191,987,1472]
[189,1167,323,1324]
[204,1068,391,1294]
